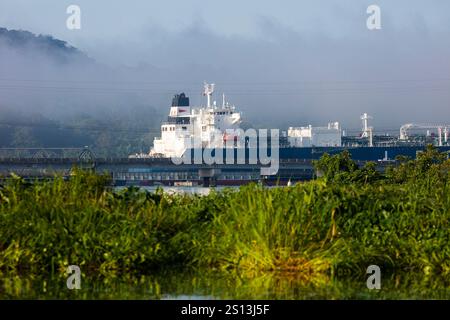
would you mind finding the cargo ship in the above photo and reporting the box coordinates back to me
[125,83,450,187]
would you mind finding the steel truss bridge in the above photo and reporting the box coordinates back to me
[0,147,319,186]
[0,147,406,186]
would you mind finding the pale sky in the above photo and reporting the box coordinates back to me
[1,0,450,64]
[1,1,450,128]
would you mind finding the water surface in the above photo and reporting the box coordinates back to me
[1,269,448,300]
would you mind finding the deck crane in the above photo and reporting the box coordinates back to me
[361,113,374,147]
[399,123,450,146]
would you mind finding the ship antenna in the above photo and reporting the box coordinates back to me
[203,82,215,108]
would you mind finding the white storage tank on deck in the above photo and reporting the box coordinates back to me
[288,122,341,147]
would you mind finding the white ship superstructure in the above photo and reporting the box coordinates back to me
[287,122,342,147]
[150,83,242,158]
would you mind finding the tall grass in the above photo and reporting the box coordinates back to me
[0,168,449,278]
[195,181,449,276]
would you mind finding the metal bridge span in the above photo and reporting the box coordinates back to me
[1,146,429,186]
[0,156,317,186]
[0,147,332,186]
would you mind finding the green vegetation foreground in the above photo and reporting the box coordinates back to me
[0,146,449,278]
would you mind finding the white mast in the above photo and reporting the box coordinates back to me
[361,113,373,138]
[203,82,215,108]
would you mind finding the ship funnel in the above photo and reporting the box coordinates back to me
[172,93,189,107]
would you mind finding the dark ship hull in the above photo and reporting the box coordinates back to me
[115,146,450,187]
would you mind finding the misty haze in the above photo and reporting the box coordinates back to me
[1,0,450,155]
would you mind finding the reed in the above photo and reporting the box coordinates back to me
[0,148,449,278]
